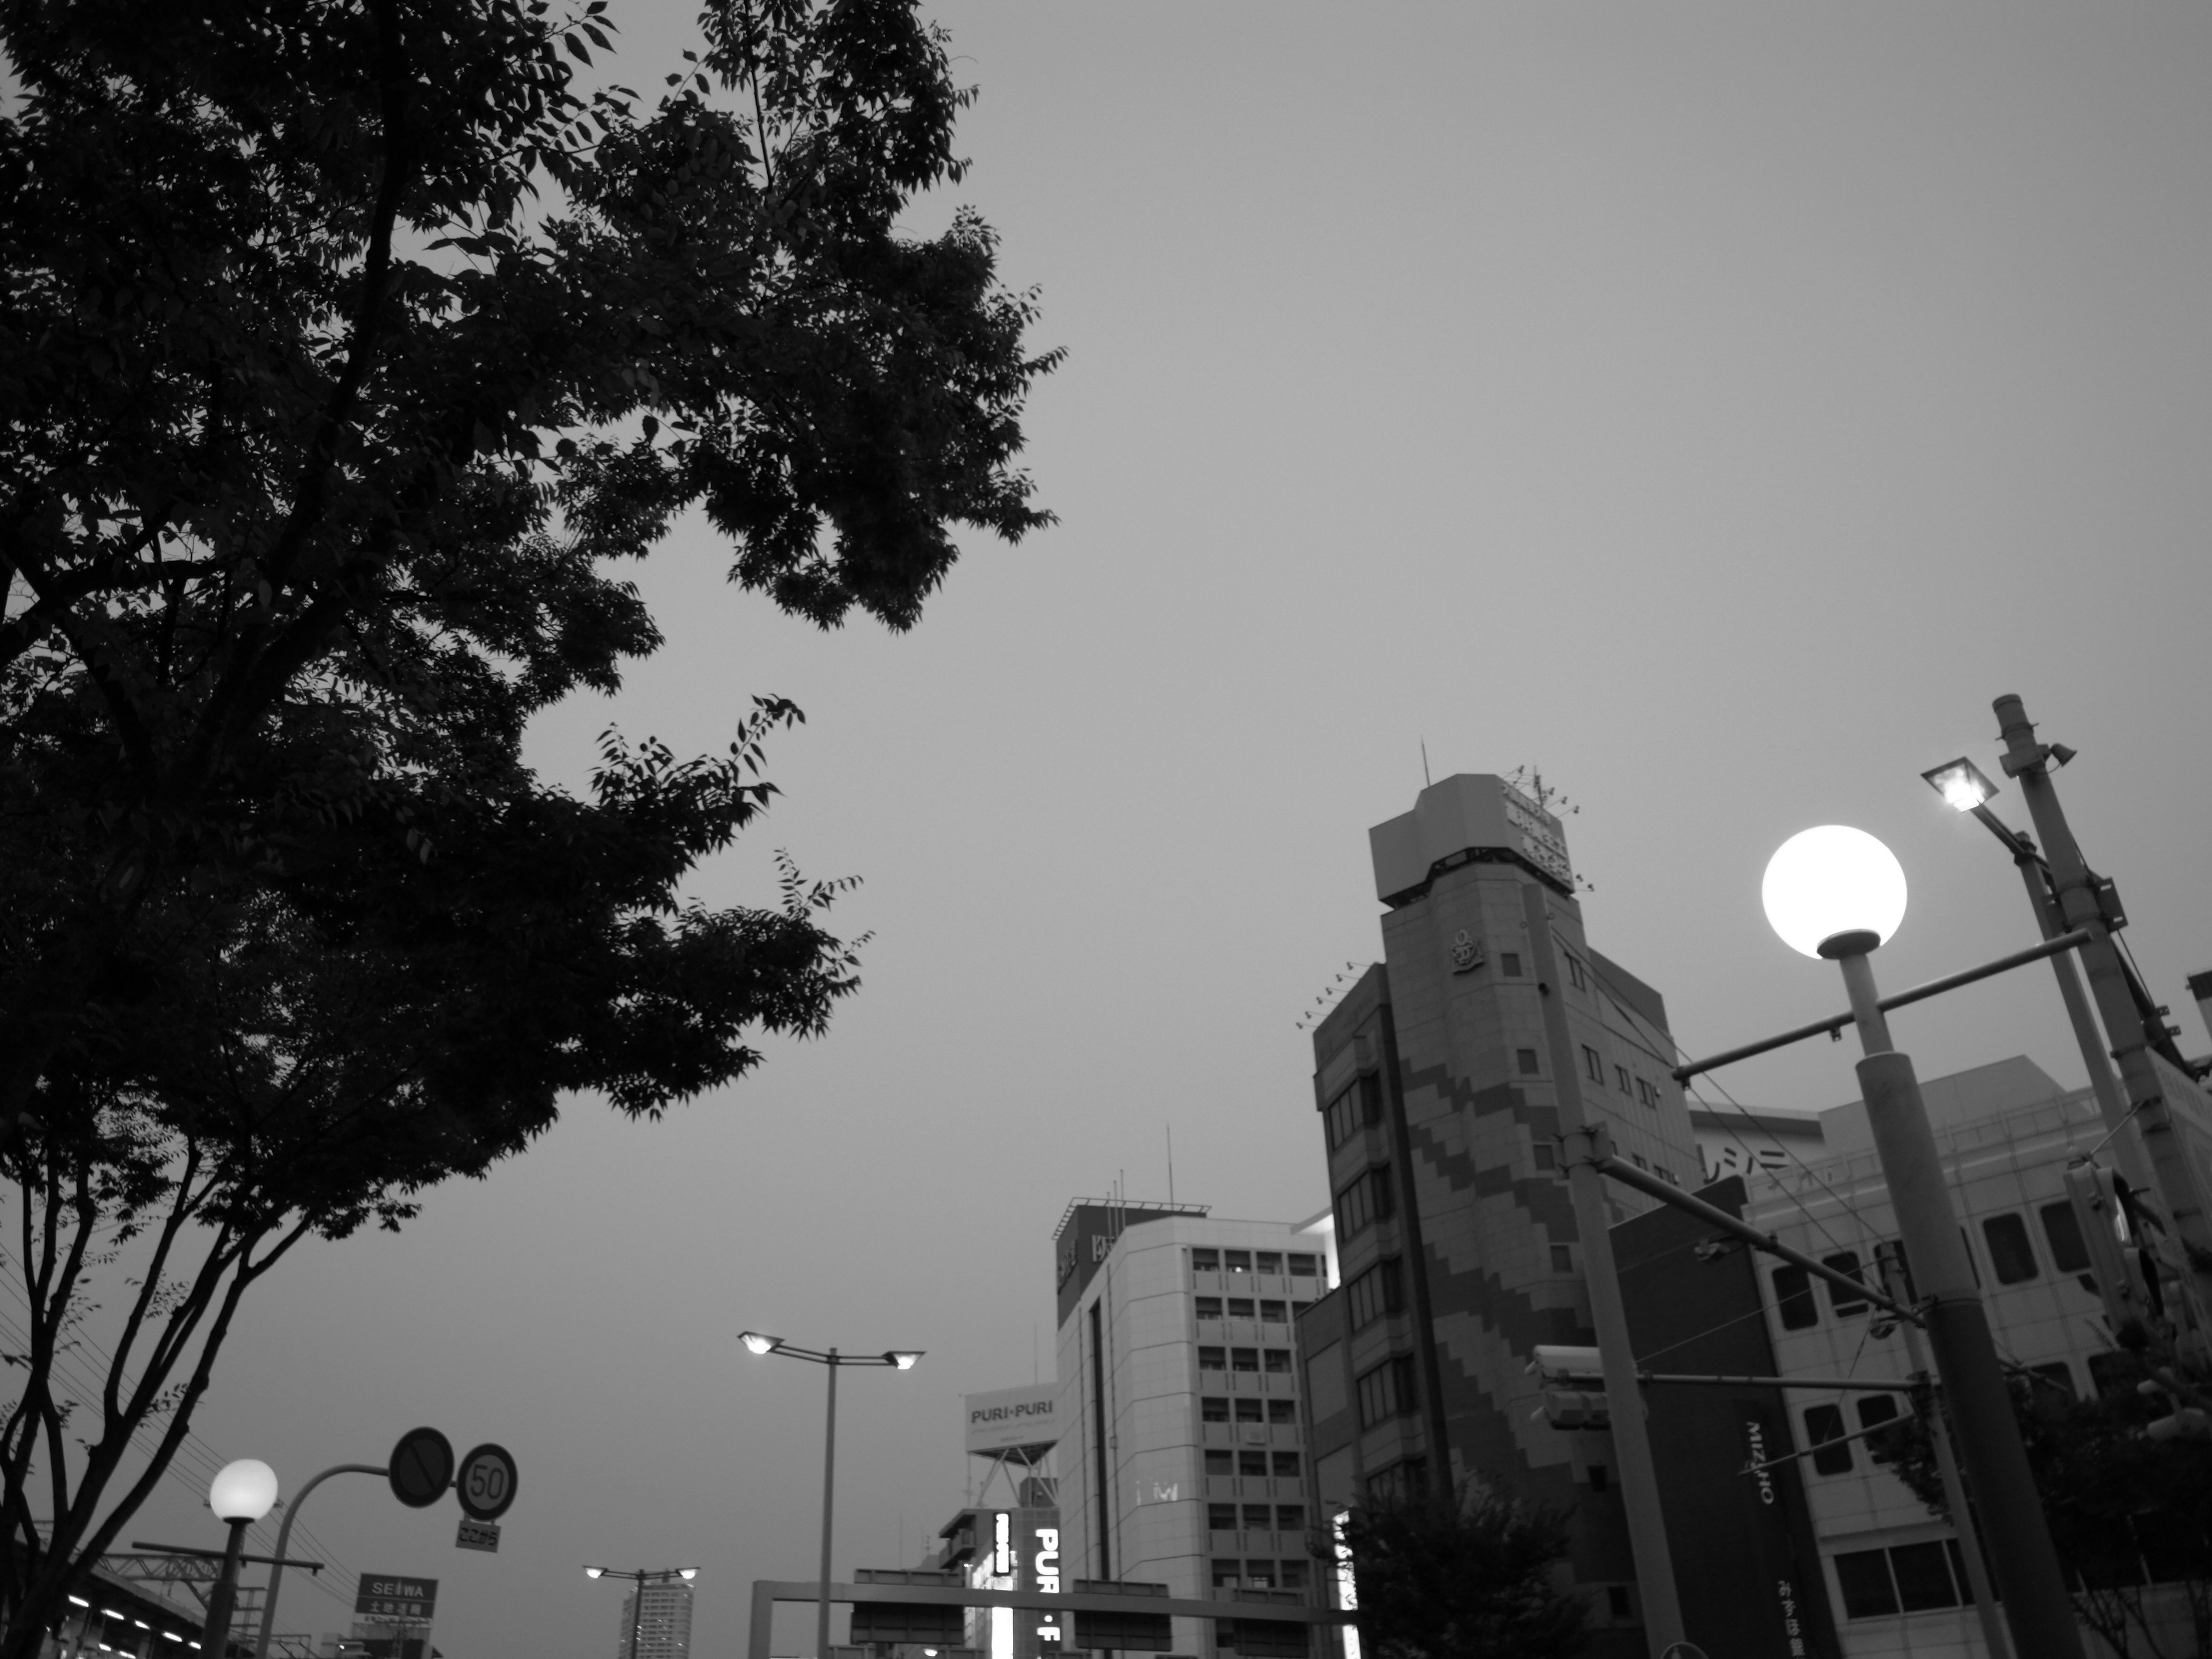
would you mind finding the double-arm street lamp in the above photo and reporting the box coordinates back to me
[738,1334,921,1659]
[584,1565,699,1659]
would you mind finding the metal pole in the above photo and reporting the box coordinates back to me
[1975,807,2153,1195]
[1828,933,2084,1659]
[1993,694,2212,1317]
[817,1353,840,1659]
[256,1464,387,1659]
[1877,1248,2011,1659]
[201,1518,251,1659]
[1522,885,1685,1656]
[629,1571,647,1659]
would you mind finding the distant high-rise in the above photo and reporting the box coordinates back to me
[615,1582,694,1659]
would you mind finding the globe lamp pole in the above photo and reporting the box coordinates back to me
[202,1460,279,1659]
[1762,828,2083,1659]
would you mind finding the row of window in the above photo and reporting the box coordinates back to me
[1207,1504,1307,1533]
[1199,1347,1295,1374]
[1324,1075,1382,1151]
[1832,1540,1980,1620]
[1197,1297,1313,1324]
[1577,1045,1665,1109]
[1202,1397,1298,1425]
[1210,1560,1309,1591]
[1205,1450,1305,1478]
[1347,1259,1403,1330]
[1356,1356,1416,1429]
[1803,1365,2077,1478]
[1774,1202,2100,1333]
[1336,1166,1395,1238]
[1192,1249,1324,1277]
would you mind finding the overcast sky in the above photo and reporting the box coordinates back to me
[118,6,2212,1657]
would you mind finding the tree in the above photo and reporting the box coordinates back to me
[1880,1334,2212,1658]
[1339,1480,1589,1659]
[0,0,1056,1649]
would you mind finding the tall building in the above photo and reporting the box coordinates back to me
[1298,774,1703,1653]
[615,1581,694,1659]
[1051,1200,1332,1658]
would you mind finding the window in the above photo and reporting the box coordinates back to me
[1357,1357,1416,1428]
[1336,1166,1395,1237]
[1982,1213,2040,1284]
[1272,1451,1302,1479]
[1565,954,1588,991]
[1823,1252,1868,1317]
[1256,1251,1283,1274]
[1532,1141,1556,1172]
[1804,1404,1853,1475]
[1615,1065,1632,1096]
[1236,1399,1263,1423]
[1501,953,1522,976]
[1238,1450,1268,1476]
[2040,1202,2090,1273]
[1889,1541,1960,1612]
[1550,1244,1573,1273]
[1277,1505,1306,1532]
[1232,1347,1259,1373]
[1583,1045,1604,1083]
[1260,1299,1287,1323]
[1287,1253,1319,1278]
[1278,1559,1308,1589]
[1211,1561,1240,1589]
[1243,1505,1272,1531]
[1209,1504,1238,1531]
[1635,1078,1656,1108]
[1516,1048,1540,1075]
[1192,1249,1220,1271]
[1268,1400,1297,1425]
[1588,1465,1609,1494]
[1855,1394,1901,1460]
[1324,1076,1382,1150]
[1228,1297,1256,1319]
[1196,1297,1224,1320]
[1225,1250,1253,1274]
[1772,1264,1819,1330]
[1832,1550,1900,1618]
[1243,1562,1275,1589]
[1348,1259,1404,1330]
[1264,1349,1293,1373]
[1205,1450,1233,1476]
[1202,1397,1229,1423]
[1199,1346,1226,1372]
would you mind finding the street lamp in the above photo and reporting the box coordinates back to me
[584,1566,699,1659]
[1760,828,2085,1659]
[202,1461,278,1659]
[738,1334,922,1659]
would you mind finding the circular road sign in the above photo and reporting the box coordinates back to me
[455,1443,518,1522]
[388,1426,456,1509]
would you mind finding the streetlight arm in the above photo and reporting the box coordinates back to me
[256,1465,389,1659]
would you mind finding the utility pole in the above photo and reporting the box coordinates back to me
[1994,695,2212,1321]
[1522,885,1685,1656]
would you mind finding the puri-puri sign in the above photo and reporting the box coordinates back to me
[963,1384,1059,1456]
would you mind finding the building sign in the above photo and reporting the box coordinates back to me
[965,1385,1060,1457]
[354,1577,436,1620]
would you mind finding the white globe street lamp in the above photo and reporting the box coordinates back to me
[1760,825,1908,960]
[202,1460,279,1659]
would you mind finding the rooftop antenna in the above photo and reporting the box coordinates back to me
[1421,738,1432,789]
[1167,1125,1176,1207]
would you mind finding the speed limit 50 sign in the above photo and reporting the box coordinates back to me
[456,1442,517,1522]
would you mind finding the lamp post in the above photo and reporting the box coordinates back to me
[738,1333,921,1659]
[1761,827,2084,1659]
[202,1460,279,1659]
[255,1464,388,1659]
[584,1565,699,1659]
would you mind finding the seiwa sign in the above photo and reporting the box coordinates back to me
[963,1385,1059,1456]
